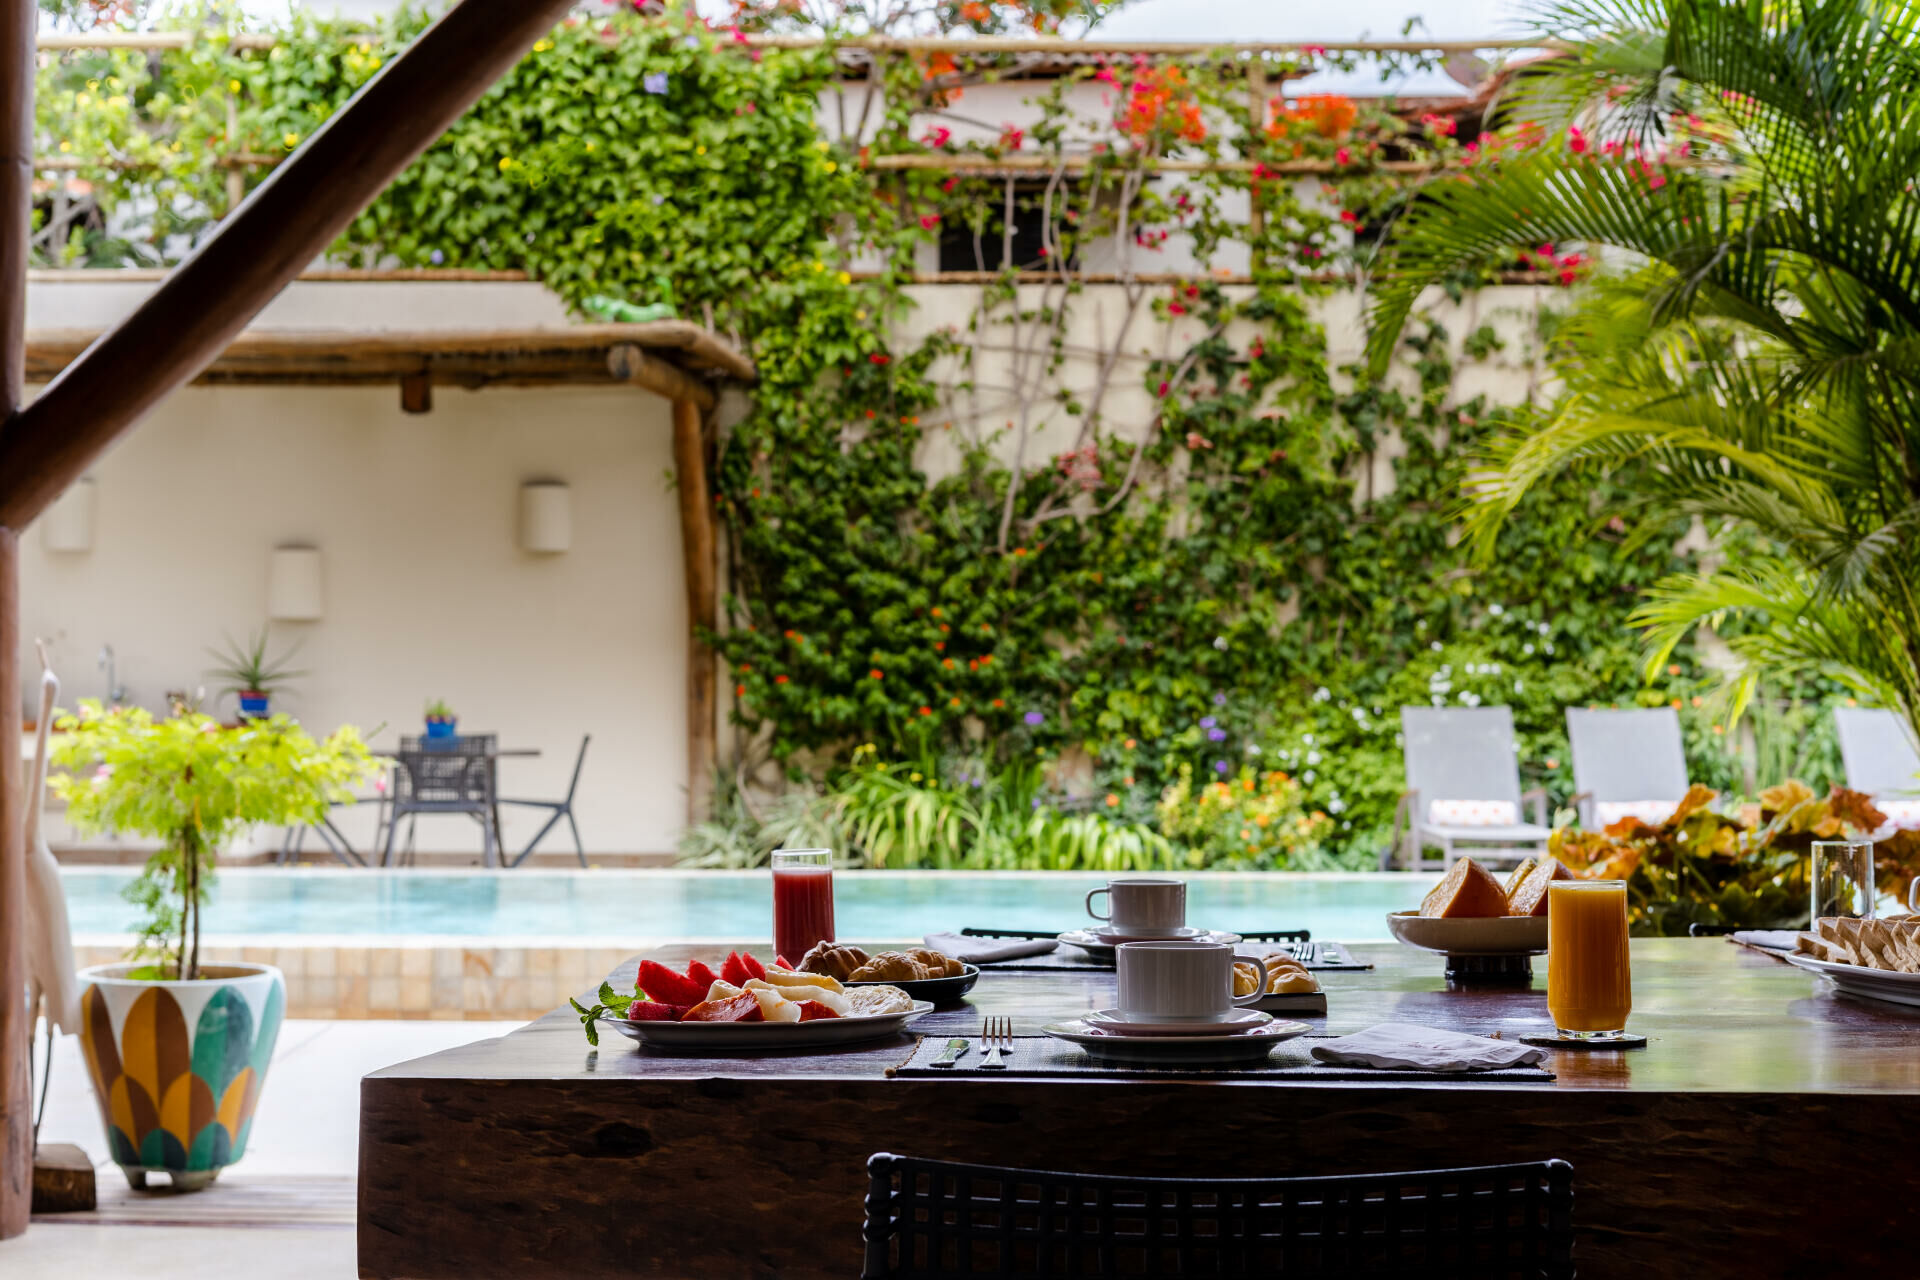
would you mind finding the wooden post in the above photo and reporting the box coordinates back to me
[672,397,717,824]
[1,0,35,1243]
[1247,60,1269,273]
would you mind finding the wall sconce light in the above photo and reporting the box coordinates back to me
[268,545,325,621]
[519,481,572,554]
[42,477,96,553]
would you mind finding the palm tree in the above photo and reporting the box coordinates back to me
[1365,0,1920,749]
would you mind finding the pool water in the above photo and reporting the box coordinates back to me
[57,868,1441,943]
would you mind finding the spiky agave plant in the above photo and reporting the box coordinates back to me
[1366,0,1920,752]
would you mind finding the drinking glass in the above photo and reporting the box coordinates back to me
[1811,839,1876,922]
[770,848,835,964]
[1545,880,1633,1041]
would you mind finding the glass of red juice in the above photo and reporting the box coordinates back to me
[771,848,835,964]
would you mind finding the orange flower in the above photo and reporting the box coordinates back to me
[1272,93,1357,141]
[1105,794,1120,807]
[870,668,884,680]
[992,698,1005,708]
[919,705,933,716]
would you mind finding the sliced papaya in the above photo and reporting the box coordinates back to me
[794,1000,840,1021]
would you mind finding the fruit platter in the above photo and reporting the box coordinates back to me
[571,951,932,1049]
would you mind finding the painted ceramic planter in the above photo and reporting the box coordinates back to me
[78,962,285,1191]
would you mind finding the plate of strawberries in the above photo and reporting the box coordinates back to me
[571,951,932,1049]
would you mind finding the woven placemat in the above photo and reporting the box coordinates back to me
[889,1035,1554,1082]
[977,939,1372,973]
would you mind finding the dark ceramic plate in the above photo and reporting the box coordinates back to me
[845,963,981,1003]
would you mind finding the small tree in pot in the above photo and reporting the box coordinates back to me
[48,702,377,1188]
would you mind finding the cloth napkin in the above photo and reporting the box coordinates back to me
[1309,1023,1547,1073]
[924,932,1058,964]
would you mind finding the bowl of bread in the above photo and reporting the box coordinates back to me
[1233,953,1328,1015]
[798,942,980,1002]
[1386,855,1566,956]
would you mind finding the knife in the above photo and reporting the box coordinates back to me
[929,1038,971,1068]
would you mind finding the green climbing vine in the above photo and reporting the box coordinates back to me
[31,2,1830,867]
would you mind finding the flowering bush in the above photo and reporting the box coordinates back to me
[1155,765,1334,869]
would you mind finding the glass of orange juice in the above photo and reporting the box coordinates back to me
[1546,880,1633,1041]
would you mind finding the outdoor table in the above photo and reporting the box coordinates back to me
[368,741,541,867]
[357,937,1920,1278]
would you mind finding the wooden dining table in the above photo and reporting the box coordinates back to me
[356,937,1920,1278]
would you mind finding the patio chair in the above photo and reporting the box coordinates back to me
[1392,706,1551,871]
[1566,707,1690,830]
[1835,706,1920,827]
[383,733,499,867]
[502,734,590,868]
[862,1152,1575,1280]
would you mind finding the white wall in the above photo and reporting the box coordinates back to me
[18,296,690,855]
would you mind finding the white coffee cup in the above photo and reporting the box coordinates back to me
[1909,875,1920,914]
[1086,877,1187,935]
[1115,940,1267,1023]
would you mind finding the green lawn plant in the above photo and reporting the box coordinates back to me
[50,702,378,979]
[1367,0,1920,757]
[205,627,304,700]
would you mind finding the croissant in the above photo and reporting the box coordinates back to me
[906,947,965,977]
[849,951,932,982]
[798,942,871,981]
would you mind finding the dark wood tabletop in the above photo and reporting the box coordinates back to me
[359,938,1920,1279]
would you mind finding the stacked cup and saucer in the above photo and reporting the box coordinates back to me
[1056,877,1245,962]
[1044,939,1312,1064]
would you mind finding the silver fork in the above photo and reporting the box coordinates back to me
[980,1016,1013,1070]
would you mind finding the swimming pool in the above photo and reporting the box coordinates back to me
[60,868,1440,943]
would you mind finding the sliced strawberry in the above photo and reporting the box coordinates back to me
[685,960,718,990]
[626,1000,681,1022]
[743,953,769,981]
[638,960,707,1007]
[794,999,840,1021]
[719,951,754,988]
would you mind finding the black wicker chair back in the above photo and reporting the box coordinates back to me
[862,1153,1573,1279]
[394,734,496,805]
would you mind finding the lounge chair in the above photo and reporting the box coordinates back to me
[1392,706,1551,871]
[1566,707,1690,830]
[1835,706,1920,827]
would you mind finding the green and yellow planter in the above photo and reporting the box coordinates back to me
[77,962,285,1191]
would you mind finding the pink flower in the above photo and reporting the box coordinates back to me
[1334,147,1351,165]
[1156,381,1170,397]
[1567,126,1589,154]
[1000,126,1025,151]
[920,214,940,229]
[923,126,952,148]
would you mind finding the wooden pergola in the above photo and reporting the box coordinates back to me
[0,0,613,1235]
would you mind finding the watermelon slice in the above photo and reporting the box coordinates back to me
[794,999,840,1021]
[685,960,719,990]
[720,952,754,988]
[742,953,769,981]
[638,960,708,1007]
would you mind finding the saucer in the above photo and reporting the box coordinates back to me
[1083,1008,1271,1037]
[1043,1018,1310,1064]
[1089,925,1208,943]
[1057,929,1243,963]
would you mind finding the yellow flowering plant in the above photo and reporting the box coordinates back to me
[1155,764,1334,869]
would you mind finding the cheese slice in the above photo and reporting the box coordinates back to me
[747,978,848,1016]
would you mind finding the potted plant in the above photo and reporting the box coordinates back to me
[49,701,377,1191]
[424,698,457,740]
[206,629,305,720]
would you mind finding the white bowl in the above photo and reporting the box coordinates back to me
[1385,910,1549,956]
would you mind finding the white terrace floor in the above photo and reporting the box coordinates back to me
[10,1019,521,1279]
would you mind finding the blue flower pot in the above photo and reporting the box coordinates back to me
[425,718,457,741]
[237,692,269,719]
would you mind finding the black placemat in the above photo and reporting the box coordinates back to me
[970,937,1372,973]
[890,1035,1554,1082]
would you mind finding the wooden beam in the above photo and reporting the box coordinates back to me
[400,371,432,414]
[672,398,718,825]
[0,0,581,531]
[608,343,718,412]
[0,0,33,1243]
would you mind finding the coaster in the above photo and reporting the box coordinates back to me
[1519,1032,1648,1050]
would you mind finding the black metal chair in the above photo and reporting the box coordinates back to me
[862,1153,1574,1279]
[502,734,590,868]
[383,733,498,867]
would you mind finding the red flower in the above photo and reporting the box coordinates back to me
[934,641,946,651]
[869,353,890,365]
[774,674,789,684]
[870,668,884,680]
[919,214,940,230]
[918,705,933,716]
[992,698,1005,708]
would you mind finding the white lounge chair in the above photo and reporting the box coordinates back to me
[1566,707,1690,830]
[1834,706,1920,827]
[1392,706,1551,871]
